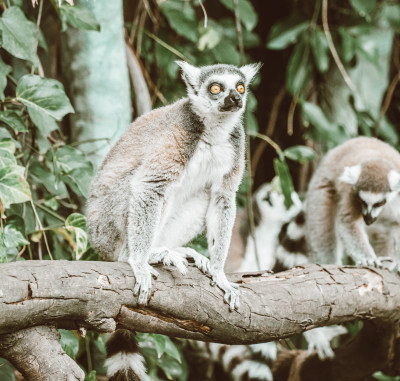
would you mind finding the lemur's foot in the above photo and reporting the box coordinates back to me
[175,247,211,273]
[304,326,347,360]
[149,247,188,275]
[210,270,240,311]
[358,256,397,271]
[129,261,159,305]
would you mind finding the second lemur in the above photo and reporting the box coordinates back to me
[87,61,260,310]
[305,136,400,267]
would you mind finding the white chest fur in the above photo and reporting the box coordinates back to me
[177,139,235,196]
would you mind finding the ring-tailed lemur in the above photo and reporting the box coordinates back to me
[305,136,400,268]
[86,61,260,380]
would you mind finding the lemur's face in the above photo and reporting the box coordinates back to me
[357,190,390,225]
[203,73,246,113]
[176,61,261,116]
[340,163,400,225]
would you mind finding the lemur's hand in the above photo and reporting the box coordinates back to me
[210,270,240,311]
[357,256,397,271]
[129,260,159,305]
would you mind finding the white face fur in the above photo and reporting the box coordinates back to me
[340,164,400,225]
[176,61,261,118]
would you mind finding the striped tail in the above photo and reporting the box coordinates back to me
[105,329,149,381]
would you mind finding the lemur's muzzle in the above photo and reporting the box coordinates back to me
[221,90,243,111]
[363,213,377,225]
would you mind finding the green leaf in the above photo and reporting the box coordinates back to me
[3,215,29,248]
[350,0,376,17]
[198,27,221,51]
[373,372,400,381]
[0,164,31,208]
[59,4,101,32]
[160,0,198,43]
[284,145,316,163]
[301,102,332,131]
[53,146,94,198]
[28,160,68,197]
[16,75,74,121]
[85,370,97,381]
[339,28,356,63]
[381,5,400,33]
[286,41,312,95]
[0,7,38,64]
[212,42,241,66]
[267,15,309,50]
[0,57,11,101]
[0,110,27,133]
[0,140,17,167]
[310,29,329,73]
[0,358,15,381]
[273,158,294,209]
[66,213,87,231]
[28,107,58,153]
[59,329,79,359]
[219,0,258,31]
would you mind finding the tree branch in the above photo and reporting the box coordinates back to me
[0,261,399,342]
[0,325,84,380]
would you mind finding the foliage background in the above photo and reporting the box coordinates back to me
[0,0,399,379]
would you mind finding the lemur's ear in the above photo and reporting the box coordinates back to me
[176,61,201,94]
[339,165,361,185]
[388,170,400,192]
[240,62,262,84]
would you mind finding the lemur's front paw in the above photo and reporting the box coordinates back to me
[210,271,240,311]
[129,262,158,305]
[149,247,188,275]
[175,247,211,273]
[358,256,397,271]
[304,326,347,360]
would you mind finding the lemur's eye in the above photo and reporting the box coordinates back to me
[373,200,386,208]
[237,83,245,94]
[210,84,222,94]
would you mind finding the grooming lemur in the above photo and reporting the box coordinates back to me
[305,136,400,267]
[87,61,260,380]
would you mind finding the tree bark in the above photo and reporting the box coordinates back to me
[0,326,84,380]
[0,261,399,378]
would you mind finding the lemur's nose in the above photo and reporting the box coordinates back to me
[226,90,242,107]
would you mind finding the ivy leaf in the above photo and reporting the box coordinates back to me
[284,145,316,163]
[59,4,100,32]
[267,15,309,50]
[159,0,198,43]
[66,213,87,231]
[59,329,79,359]
[86,371,97,381]
[0,57,12,101]
[219,0,258,31]
[0,110,27,133]
[53,146,94,198]
[3,215,29,248]
[198,27,221,51]
[0,140,17,166]
[28,108,58,153]
[339,28,356,63]
[0,164,31,208]
[16,75,74,121]
[0,6,38,64]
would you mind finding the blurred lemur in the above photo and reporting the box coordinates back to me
[87,61,260,309]
[305,136,400,267]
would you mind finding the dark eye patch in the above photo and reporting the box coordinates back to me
[373,200,386,208]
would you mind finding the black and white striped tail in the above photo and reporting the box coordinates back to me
[105,329,149,381]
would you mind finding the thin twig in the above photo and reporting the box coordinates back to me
[233,0,245,66]
[129,1,143,45]
[198,0,208,28]
[287,95,298,136]
[251,86,286,176]
[321,0,360,98]
[30,200,53,260]
[250,132,282,155]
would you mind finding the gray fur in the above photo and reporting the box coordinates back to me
[87,61,260,310]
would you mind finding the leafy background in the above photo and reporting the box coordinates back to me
[0,0,399,379]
